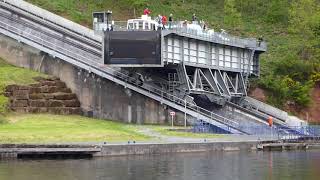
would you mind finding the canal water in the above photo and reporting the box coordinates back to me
[1,150,320,180]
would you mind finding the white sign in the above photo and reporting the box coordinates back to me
[170,111,175,116]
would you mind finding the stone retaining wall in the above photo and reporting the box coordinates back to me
[4,77,81,115]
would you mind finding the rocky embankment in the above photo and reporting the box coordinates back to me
[4,77,81,115]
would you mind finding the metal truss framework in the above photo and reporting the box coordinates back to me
[174,64,248,105]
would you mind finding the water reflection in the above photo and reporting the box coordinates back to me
[0,150,320,180]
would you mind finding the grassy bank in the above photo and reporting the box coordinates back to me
[0,114,223,143]
[0,58,47,114]
[0,114,150,143]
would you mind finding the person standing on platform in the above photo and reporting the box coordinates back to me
[202,20,207,31]
[162,15,167,29]
[169,14,173,29]
[258,36,263,47]
[183,20,188,28]
[144,8,151,16]
[192,13,197,23]
[157,14,163,30]
[268,116,273,127]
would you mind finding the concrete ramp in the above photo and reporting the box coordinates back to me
[245,97,306,126]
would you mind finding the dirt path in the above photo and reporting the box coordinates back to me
[135,126,278,144]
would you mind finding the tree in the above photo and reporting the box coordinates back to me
[289,0,317,35]
[289,0,320,63]
[224,0,242,28]
[265,0,289,24]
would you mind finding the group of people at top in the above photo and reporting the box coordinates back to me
[144,8,173,29]
[143,8,206,30]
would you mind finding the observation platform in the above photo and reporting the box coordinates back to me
[99,17,267,77]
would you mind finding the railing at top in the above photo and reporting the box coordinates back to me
[93,20,267,50]
[1,0,101,43]
[166,21,266,50]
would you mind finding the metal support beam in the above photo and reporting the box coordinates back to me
[202,69,222,95]
[214,70,231,96]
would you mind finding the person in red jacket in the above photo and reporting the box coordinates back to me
[268,116,273,127]
[162,15,167,29]
[143,8,151,16]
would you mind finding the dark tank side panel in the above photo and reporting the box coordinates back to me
[104,31,162,66]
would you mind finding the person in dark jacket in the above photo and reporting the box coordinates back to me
[157,14,163,30]
[258,36,263,46]
[169,14,173,29]
[192,13,197,23]
[202,20,207,31]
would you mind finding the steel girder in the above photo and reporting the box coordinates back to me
[176,64,247,105]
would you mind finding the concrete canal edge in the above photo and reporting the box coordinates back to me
[1,141,320,159]
[95,142,259,157]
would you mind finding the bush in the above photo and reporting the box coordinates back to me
[0,83,8,114]
[259,75,313,108]
[0,95,8,114]
[0,115,7,124]
[273,53,315,82]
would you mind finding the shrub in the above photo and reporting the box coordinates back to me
[0,115,7,124]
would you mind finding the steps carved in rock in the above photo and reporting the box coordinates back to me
[4,77,82,115]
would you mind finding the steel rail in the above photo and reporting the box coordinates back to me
[0,10,101,58]
[0,1,101,48]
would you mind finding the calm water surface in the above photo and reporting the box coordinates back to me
[1,150,320,180]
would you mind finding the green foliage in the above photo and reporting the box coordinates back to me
[264,0,289,24]
[0,95,8,114]
[0,115,7,124]
[259,75,314,108]
[273,54,315,82]
[125,0,148,8]
[0,58,47,85]
[284,77,314,107]
[224,0,242,28]
[289,0,318,35]
[259,75,289,107]
[311,72,320,84]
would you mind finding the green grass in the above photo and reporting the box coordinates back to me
[0,58,46,86]
[0,114,150,143]
[0,58,47,114]
[0,113,223,143]
[0,114,6,124]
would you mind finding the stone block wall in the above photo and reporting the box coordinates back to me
[4,77,82,115]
